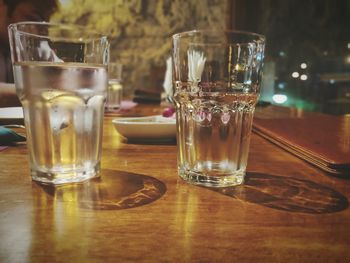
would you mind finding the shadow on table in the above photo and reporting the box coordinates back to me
[35,169,167,210]
[212,172,349,214]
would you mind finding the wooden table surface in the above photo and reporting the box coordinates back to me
[1,103,350,262]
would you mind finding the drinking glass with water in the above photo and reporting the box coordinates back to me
[8,22,109,185]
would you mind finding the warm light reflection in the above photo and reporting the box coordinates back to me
[272,94,287,104]
[104,119,122,149]
[339,116,350,153]
[53,185,80,238]
[30,184,84,259]
[346,56,350,64]
[174,183,198,260]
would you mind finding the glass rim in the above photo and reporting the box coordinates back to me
[172,29,265,44]
[8,21,108,42]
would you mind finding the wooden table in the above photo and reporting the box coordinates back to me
[1,104,350,262]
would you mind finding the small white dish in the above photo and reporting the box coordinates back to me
[112,115,176,140]
[0,107,24,121]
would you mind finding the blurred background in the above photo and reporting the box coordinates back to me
[53,0,350,115]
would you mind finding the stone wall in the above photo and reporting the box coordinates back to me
[53,0,228,95]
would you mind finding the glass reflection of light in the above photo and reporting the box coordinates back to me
[292,72,299,78]
[272,94,287,104]
[255,52,263,61]
[300,74,308,81]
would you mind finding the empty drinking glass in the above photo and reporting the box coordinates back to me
[172,30,265,187]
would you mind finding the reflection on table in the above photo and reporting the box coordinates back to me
[0,103,350,262]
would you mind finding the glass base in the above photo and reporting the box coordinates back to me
[31,163,100,185]
[179,167,245,187]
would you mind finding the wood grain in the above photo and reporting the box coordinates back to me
[0,104,349,262]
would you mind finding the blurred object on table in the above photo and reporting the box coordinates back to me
[162,56,173,103]
[0,125,26,145]
[106,62,123,111]
[133,89,161,104]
